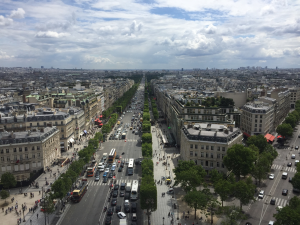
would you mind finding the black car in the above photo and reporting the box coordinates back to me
[270,198,276,205]
[103,177,108,183]
[111,198,117,206]
[125,192,130,200]
[120,191,125,197]
[114,184,119,190]
[120,183,126,190]
[116,155,120,159]
[287,162,292,167]
[124,206,130,213]
[105,216,112,225]
[108,172,113,178]
[120,162,125,168]
[289,177,293,182]
[131,203,137,212]
[116,205,121,213]
[107,207,114,216]
[118,167,123,172]
[113,190,118,197]
[282,189,288,196]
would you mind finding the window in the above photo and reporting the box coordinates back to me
[222,163,224,168]
[255,124,257,127]
[210,162,214,167]
[32,154,35,158]
[6,149,9,153]
[222,154,224,159]
[44,122,46,126]
[195,145,198,149]
[0,149,3,154]
[55,122,58,125]
[211,146,214,150]
[206,146,209,150]
[62,134,64,138]
[260,115,262,118]
[1,157,4,161]
[211,153,214,158]
[25,154,28,159]
[37,122,39,126]
[190,151,193,156]
[217,154,220,159]
[61,121,63,125]
[7,157,10,161]
[255,120,257,123]
[255,115,258,118]
[222,147,226,151]
[260,120,262,123]
[19,148,22,152]
[200,161,204,166]
[37,153,40,157]
[195,152,197,156]
[217,162,220,167]
[61,128,64,132]
[190,144,193,149]
[13,148,16,152]
[259,129,261,132]
[206,153,208,158]
[32,146,35,150]
[205,161,208,166]
[25,147,28,152]
[201,152,204,157]
[217,147,220,151]
[37,146,40,150]
[201,145,204,149]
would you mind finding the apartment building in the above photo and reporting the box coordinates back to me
[181,123,243,174]
[0,126,60,181]
[240,100,275,136]
[289,88,300,109]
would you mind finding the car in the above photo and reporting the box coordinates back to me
[112,163,116,167]
[121,183,126,190]
[245,223,252,225]
[125,192,130,200]
[105,216,112,225]
[111,198,117,206]
[291,154,296,159]
[105,168,110,173]
[108,172,113,178]
[116,155,120,159]
[132,213,137,221]
[118,167,123,172]
[282,189,288,196]
[103,172,108,177]
[124,205,130,213]
[111,166,116,171]
[120,162,125,167]
[269,174,274,180]
[268,221,274,225]
[113,190,118,197]
[270,198,276,205]
[120,191,125,197]
[107,207,114,216]
[103,177,108,183]
[99,166,105,172]
[258,190,264,199]
[114,184,119,190]
[295,160,299,165]
[295,146,299,150]
[117,212,126,219]
[287,162,292,167]
[116,205,122,213]
[289,177,293,182]
[95,175,100,181]
[131,203,137,212]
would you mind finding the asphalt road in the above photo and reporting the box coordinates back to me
[244,124,300,225]
[60,80,145,225]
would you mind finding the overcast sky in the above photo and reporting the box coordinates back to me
[0,0,300,69]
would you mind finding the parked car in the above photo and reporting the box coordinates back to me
[282,189,288,196]
[258,190,264,199]
[269,174,274,180]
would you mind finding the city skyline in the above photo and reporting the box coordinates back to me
[1,0,300,69]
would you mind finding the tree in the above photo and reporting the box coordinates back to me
[51,179,67,200]
[291,172,300,190]
[173,161,206,192]
[140,180,157,224]
[0,190,10,203]
[214,179,233,207]
[234,177,256,210]
[142,133,152,143]
[285,115,297,128]
[246,134,269,154]
[251,152,272,186]
[273,196,300,225]
[41,193,55,215]
[219,205,248,225]
[209,169,223,185]
[184,190,209,219]
[276,123,293,138]
[143,112,150,121]
[142,143,152,158]
[142,122,151,133]
[223,144,257,180]
[1,172,17,189]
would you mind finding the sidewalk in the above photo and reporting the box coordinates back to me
[150,123,225,225]
[0,128,100,225]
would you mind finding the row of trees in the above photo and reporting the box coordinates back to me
[101,113,118,134]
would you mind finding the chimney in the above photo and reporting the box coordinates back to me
[229,127,233,132]
[27,130,31,136]
[224,129,229,134]
[10,131,15,138]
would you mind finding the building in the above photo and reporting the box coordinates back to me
[180,123,243,174]
[0,126,60,181]
[240,100,275,137]
[289,88,300,109]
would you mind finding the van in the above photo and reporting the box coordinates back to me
[117,121,120,125]
[282,172,288,179]
[132,213,137,221]
[115,135,119,140]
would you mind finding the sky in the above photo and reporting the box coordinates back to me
[0,0,300,69]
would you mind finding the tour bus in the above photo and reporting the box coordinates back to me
[128,158,134,175]
[131,180,139,200]
[108,148,117,164]
[86,160,97,177]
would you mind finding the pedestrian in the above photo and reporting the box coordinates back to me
[30,219,32,225]
[37,213,39,219]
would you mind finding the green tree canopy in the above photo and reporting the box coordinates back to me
[184,190,209,219]
[214,178,233,207]
[0,190,10,203]
[142,133,152,143]
[251,152,272,186]
[51,179,67,200]
[276,123,293,138]
[247,134,269,154]
[273,196,300,225]
[234,177,256,210]
[291,172,300,190]
[1,172,17,189]
[285,115,297,128]
[223,144,257,180]
[141,143,152,158]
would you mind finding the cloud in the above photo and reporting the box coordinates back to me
[0,50,13,59]
[260,5,275,16]
[10,8,25,19]
[35,31,69,38]
[259,60,267,63]
[0,15,13,26]
[84,55,112,64]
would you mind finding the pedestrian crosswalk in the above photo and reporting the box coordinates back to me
[88,179,132,186]
[106,139,138,142]
[271,164,297,173]
[255,196,288,207]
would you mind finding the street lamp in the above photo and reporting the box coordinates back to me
[146,198,154,225]
[22,204,26,222]
[163,217,165,225]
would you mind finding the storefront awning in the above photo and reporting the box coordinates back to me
[243,132,251,137]
[269,135,275,142]
[100,115,103,118]
[265,133,275,142]
[69,138,74,143]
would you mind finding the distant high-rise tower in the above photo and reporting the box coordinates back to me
[182,68,183,71]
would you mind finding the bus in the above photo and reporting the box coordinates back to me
[128,158,134,175]
[108,148,116,163]
[131,180,139,200]
[72,179,88,203]
[87,160,97,177]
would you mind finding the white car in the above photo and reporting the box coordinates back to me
[269,174,275,180]
[291,154,296,159]
[105,168,109,173]
[258,190,264,199]
[112,162,116,167]
[295,160,299,165]
[117,212,126,219]
[98,166,104,172]
[124,200,129,206]
[268,221,274,225]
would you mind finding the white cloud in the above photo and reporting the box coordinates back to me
[0,15,13,26]
[35,31,69,38]
[10,8,25,19]
[260,5,275,16]
[259,60,267,63]
[84,55,112,64]
[0,50,13,59]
